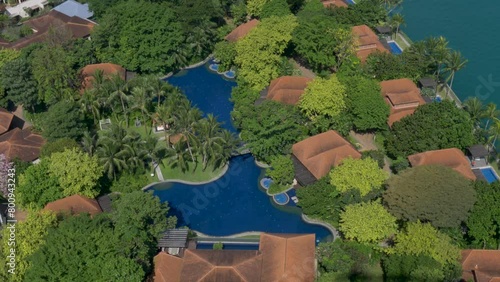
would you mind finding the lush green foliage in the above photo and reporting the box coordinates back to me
[40,100,88,141]
[214,41,236,72]
[240,100,307,163]
[382,253,460,282]
[328,0,387,27]
[266,155,294,186]
[93,1,185,73]
[391,221,461,266]
[384,165,476,228]
[48,148,103,198]
[17,161,62,209]
[299,75,346,119]
[235,15,298,90]
[385,101,476,158]
[361,150,385,169]
[110,172,150,193]
[0,58,39,110]
[25,215,145,281]
[246,0,268,16]
[260,0,291,18]
[40,138,80,158]
[340,201,397,243]
[0,211,57,282]
[466,181,500,249]
[341,75,390,131]
[329,157,387,196]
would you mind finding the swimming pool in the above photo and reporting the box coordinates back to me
[345,0,355,4]
[150,155,332,241]
[209,64,219,72]
[166,62,237,132]
[273,193,289,205]
[260,177,272,189]
[480,167,499,183]
[387,41,403,55]
[153,64,333,242]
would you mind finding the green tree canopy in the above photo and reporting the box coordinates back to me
[384,165,476,228]
[246,0,269,16]
[266,155,294,186]
[92,1,185,73]
[341,75,390,131]
[299,75,347,119]
[382,253,460,282]
[391,221,461,266]
[213,41,236,72]
[48,148,103,198]
[25,215,145,281]
[40,100,88,141]
[0,58,39,110]
[260,0,291,18]
[17,161,62,209]
[466,181,500,249]
[329,157,387,196]
[240,100,307,163]
[110,172,150,193]
[235,15,298,90]
[40,138,80,158]
[340,201,397,243]
[385,101,476,158]
[0,210,57,282]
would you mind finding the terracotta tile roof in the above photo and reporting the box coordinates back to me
[153,233,316,282]
[259,233,316,282]
[154,252,183,282]
[225,19,260,42]
[80,63,126,91]
[292,130,361,180]
[461,249,500,282]
[321,0,348,8]
[408,148,476,180]
[6,10,95,49]
[380,78,425,126]
[154,249,262,282]
[0,108,14,136]
[44,195,102,216]
[0,128,45,162]
[352,25,390,62]
[266,76,313,105]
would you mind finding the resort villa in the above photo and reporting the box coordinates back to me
[80,63,128,91]
[461,249,500,282]
[380,78,426,126]
[154,233,316,282]
[224,19,260,42]
[260,76,312,105]
[292,130,361,186]
[407,148,477,180]
[0,108,44,162]
[321,0,348,8]
[5,0,49,18]
[43,194,103,216]
[0,9,95,49]
[351,25,390,63]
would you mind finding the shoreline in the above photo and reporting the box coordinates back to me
[160,54,213,80]
[142,163,229,190]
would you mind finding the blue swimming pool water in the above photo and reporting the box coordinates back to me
[261,178,272,189]
[273,193,289,205]
[196,243,259,250]
[166,64,237,132]
[209,64,219,72]
[150,155,332,241]
[388,41,403,55]
[480,167,498,183]
[345,0,355,4]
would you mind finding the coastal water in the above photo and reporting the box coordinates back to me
[400,0,500,105]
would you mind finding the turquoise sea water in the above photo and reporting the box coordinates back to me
[400,0,500,105]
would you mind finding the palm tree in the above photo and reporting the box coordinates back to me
[425,36,449,80]
[488,118,500,151]
[197,115,223,170]
[444,50,468,98]
[120,132,147,172]
[80,89,102,123]
[147,76,167,106]
[154,103,175,143]
[97,141,129,180]
[131,86,152,131]
[144,135,166,175]
[483,103,500,130]
[172,47,188,70]
[81,131,98,157]
[107,74,130,125]
[390,14,405,40]
[463,97,485,128]
[166,139,190,173]
[173,102,202,165]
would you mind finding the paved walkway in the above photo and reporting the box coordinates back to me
[349,131,377,151]
[154,162,164,181]
[290,59,316,79]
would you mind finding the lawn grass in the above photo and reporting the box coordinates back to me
[159,156,226,182]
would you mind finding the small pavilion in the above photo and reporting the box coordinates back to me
[467,144,489,168]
